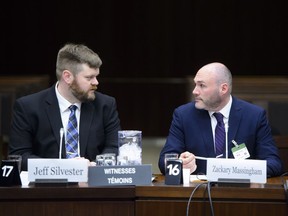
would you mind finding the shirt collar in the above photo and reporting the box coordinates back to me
[209,95,232,119]
[55,82,81,113]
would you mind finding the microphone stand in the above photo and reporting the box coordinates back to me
[59,128,64,159]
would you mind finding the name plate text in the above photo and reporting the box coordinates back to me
[88,164,152,186]
[206,158,267,183]
[28,159,88,182]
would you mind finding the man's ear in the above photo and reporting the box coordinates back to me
[62,70,74,84]
[220,83,229,95]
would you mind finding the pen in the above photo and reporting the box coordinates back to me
[195,156,208,160]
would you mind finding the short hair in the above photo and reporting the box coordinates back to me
[216,64,232,88]
[205,62,232,93]
[56,43,102,80]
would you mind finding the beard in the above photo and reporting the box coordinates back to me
[194,93,222,111]
[70,79,96,102]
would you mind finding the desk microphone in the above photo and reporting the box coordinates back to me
[224,123,229,159]
[59,128,64,159]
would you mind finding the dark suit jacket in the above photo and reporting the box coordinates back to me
[9,85,121,171]
[158,97,283,177]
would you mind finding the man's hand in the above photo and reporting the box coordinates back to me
[179,151,197,173]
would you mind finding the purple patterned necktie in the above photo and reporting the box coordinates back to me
[66,105,79,158]
[213,112,225,157]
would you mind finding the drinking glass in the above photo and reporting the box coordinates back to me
[164,153,179,168]
[7,155,22,173]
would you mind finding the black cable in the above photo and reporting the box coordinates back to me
[186,182,207,216]
[186,172,215,216]
[200,181,214,216]
[201,181,209,216]
[280,172,288,204]
[207,181,215,216]
[186,181,215,216]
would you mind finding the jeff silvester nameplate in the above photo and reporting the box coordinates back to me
[88,165,152,186]
[28,159,88,182]
[33,166,85,176]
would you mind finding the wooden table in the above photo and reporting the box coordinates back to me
[136,175,288,216]
[0,184,135,216]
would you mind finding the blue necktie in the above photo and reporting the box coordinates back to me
[214,112,225,157]
[66,105,79,158]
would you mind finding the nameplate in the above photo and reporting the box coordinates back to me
[206,158,267,184]
[28,159,88,182]
[88,164,152,186]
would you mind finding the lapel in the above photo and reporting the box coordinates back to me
[79,102,94,156]
[228,97,242,142]
[45,86,63,147]
[197,109,215,157]
[227,97,243,156]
